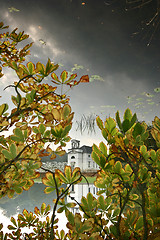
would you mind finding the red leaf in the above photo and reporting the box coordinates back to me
[79,75,89,83]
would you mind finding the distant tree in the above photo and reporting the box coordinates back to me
[125,0,160,45]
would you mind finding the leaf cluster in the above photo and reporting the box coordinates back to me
[1,22,160,240]
[0,22,88,200]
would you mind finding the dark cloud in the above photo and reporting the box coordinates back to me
[0,0,160,124]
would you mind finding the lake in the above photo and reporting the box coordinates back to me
[0,181,98,234]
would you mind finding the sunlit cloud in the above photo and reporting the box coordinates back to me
[0,69,17,91]
[27,25,62,57]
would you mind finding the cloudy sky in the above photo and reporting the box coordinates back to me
[1,0,160,147]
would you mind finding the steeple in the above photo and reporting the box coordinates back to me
[71,139,80,149]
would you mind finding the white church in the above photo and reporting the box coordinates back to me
[67,139,99,172]
[67,139,105,214]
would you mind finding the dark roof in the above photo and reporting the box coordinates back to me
[80,145,92,154]
[41,153,67,162]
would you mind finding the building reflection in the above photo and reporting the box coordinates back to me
[0,183,56,218]
[68,183,101,214]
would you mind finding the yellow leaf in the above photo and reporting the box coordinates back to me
[45,113,53,121]
[0,104,8,116]
[52,108,61,121]
[109,159,115,166]
[61,104,71,120]
[0,120,9,127]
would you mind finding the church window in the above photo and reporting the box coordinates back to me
[88,161,91,168]
[71,162,75,168]
[71,156,75,159]
[71,185,75,192]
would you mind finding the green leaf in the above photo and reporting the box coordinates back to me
[125,164,132,173]
[112,208,120,217]
[44,186,55,194]
[41,202,46,214]
[91,151,100,166]
[102,129,109,141]
[44,130,51,138]
[98,195,106,210]
[131,194,139,200]
[150,150,156,161]
[45,58,52,74]
[19,64,29,75]
[61,125,71,138]
[100,155,107,169]
[87,193,94,209]
[133,123,143,139]
[10,217,17,227]
[10,143,17,158]
[135,216,143,231]
[27,62,35,74]
[0,103,8,116]
[79,221,92,233]
[14,186,23,194]
[2,149,12,160]
[42,172,55,187]
[66,73,77,83]
[92,144,101,155]
[36,62,45,75]
[51,72,61,83]
[33,127,39,134]
[39,124,45,134]
[10,135,21,142]
[130,113,137,127]
[124,108,132,121]
[105,117,117,134]
[99,142,108,156]
[64,166,72,183]
[122,119,130,133]
[61,70,68,83]
[8,225,17,230]
[96,116,103,130]
[114,161,122,174]
[14,128,24,142]
[116,110,122,130]
[30,89,36,100]
[140,145,147,156]
[66,211,74,226]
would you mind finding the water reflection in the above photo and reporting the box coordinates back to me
[68,183,100,214]
[0,183,56,218]
[0,182,98,233]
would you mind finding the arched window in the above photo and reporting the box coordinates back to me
[71,156,75,159]
[71,162,75,168]
[71,185,75,192]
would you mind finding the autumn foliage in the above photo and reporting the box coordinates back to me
[0,22,160,240]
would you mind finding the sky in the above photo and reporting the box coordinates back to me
[0,0,160,147]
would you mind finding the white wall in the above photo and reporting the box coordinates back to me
[68,183,100,204]
[68,151,99,172]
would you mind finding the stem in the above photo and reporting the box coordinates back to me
[139,185,148,240]
[124,148,149,239]
[71,197,111,239]
[116,189,131,240]
[41,167,83,239]
[50,172,59,240]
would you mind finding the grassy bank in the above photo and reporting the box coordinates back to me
[34,175,96,184]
